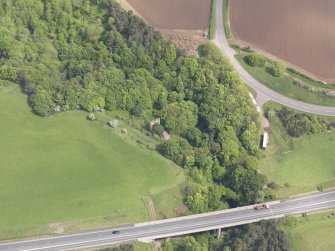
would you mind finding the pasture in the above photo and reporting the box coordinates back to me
[230,0,335,82]
[289,211,335,251]
[126,0,211,30]
[0,86,185,240]
[259,114,335,197]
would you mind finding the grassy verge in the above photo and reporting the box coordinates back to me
[287,68,335,90]
[152,185,186,219]
[223,0,232,39]
[259,103,335,198]
[208,0,217,39]
[0,86,185,240]
[134,242,153,251]
[287,211,335,251]
[235,54,335,107]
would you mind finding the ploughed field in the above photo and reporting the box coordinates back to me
[230,0,335,81]
[127,0,211,29]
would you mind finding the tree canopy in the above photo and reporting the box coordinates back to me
[0,0,265,212]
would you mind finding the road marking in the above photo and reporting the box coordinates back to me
[1,193,335,251]
[282,191,335,203]
[3,199,335,251]
[269,206,274,217]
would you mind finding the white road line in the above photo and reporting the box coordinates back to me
[3,199,335,251]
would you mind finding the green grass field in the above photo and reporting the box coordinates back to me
[208,0,217,40]
[0,86,185,240]
[288,211,335,251]
[259,113,335,197]
[235,55,335,107]
[223,0,232,39]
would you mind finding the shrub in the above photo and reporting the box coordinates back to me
[88,113,96,120]
[266,109,276,119]
[278,108,327,137]
[245,52,265,67]
[267,182,281,190]
[131,106,143,116]
[29,89,55,117]
[147,144,154,150]
[152,124,164,136]
[270,61,286,77]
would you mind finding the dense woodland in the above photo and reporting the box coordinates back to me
[276,108,334,137]
[162,220,290,251]
[0,0,289,249]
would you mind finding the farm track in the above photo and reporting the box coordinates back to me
[214,0,335,116]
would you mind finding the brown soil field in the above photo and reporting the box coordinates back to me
[160,29,208,56]
[118,0,209,55]
[126,0,211,30]
[230,0,335,82]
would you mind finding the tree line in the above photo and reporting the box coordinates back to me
[276,108,334,137]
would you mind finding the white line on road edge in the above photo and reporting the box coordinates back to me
[2,199,335,251]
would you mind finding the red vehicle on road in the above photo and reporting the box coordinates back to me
[254,203,270,211]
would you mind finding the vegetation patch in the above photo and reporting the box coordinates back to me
[277,107,334,137]
[223,0,232,39]
[0,87,185,240]
[152,185,185,219]
[287,68,335,90]
[260,104,335,197]
[287,211,335,251]
[244,52,265,67]
[235,54,335,107]
[161,220,290,250]
[208,0,217,39]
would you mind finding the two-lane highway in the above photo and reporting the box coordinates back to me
[1,190,335,251]
[214,0,335,116]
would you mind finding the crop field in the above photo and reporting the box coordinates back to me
[0,86,185,240]
[230,0,335,81]
[126,0,211,30]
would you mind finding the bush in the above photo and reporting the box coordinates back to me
[267,181,281,190]
[131,106,143,117]
[266,109,276,119]
[242,46,253,53]
[147,144,154,150]
[30,90,55,117]
[88,113,96,120]
[270,61,286,77]
[278,108,327,137]
[152,124,164,136]
[245,52,265,67]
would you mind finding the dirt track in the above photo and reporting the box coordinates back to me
[230,0,335,82]
[127,0,211,30]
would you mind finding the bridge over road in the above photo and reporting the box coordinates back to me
[1,190,335,251]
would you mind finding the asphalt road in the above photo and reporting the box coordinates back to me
[214,0,335,116]
[1,190,335,251]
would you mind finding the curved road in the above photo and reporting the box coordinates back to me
[1,190,335,251]
[214,0,335,116]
